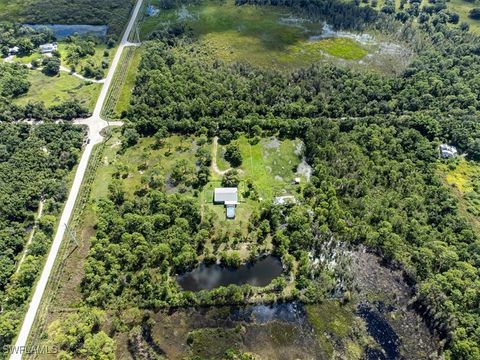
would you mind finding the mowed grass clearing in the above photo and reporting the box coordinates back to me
[13,70,101,111]
[140,0,369,69]
[207,135,305,235]
[438,158,480,229]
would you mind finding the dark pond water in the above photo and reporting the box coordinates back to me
[231,302,307,324]
[357,303,400,360]
[177,255,283,291]
[27,24,108,39]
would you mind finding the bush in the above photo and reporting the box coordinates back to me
[224,143,243,167]
[41,56,60,76]
[469,8,480,19]
[221,169,240,187]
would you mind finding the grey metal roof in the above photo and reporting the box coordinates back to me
[214,188,238,203]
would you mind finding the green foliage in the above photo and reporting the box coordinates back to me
[0,0,134,36]
[126,34,480,161]
[225,143,243,168]
[121,11,480,353]
[82,192,205,308]
[0,23,54,56]
[0,63,30,97]
[469,7,480,18]
[41,56,61,76]
[48,308,115,359]
[222,170,240,187]
[0,123,84,354]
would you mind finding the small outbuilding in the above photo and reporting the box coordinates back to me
[214,187,238,219]
[440,144,458,158]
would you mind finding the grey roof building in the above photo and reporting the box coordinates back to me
[214,188,238,219]
[214,188,238,205]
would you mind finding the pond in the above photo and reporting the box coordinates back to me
[26,24,108,39]
[357,303,400,360]
[177,255,283,291]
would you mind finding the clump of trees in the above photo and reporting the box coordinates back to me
[48,308,115,359]
[41,56,61,76]
[225,143,243,167]
[0,63,30,97]
[222,170,240,187]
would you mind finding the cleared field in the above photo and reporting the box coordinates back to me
[13,70,101,111]
[140,0,370,69]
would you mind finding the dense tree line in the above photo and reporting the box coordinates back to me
[235,0,379,30]
[0,123,84,354]
[304,118,480,359]
[0,0,135,37]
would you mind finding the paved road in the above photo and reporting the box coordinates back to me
[10,0,143,358]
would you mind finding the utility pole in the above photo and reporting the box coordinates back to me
[64,223,79,248]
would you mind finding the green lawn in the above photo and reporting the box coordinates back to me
[11,52,43,65]
[13,70,101,111]
[139,0,369,69]
[309,37,368,60]
[214,136,304,200]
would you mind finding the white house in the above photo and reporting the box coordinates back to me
[440,144,458,158]
[214,188,238,219]
[8,46,19,55]
[39,43,57,54]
